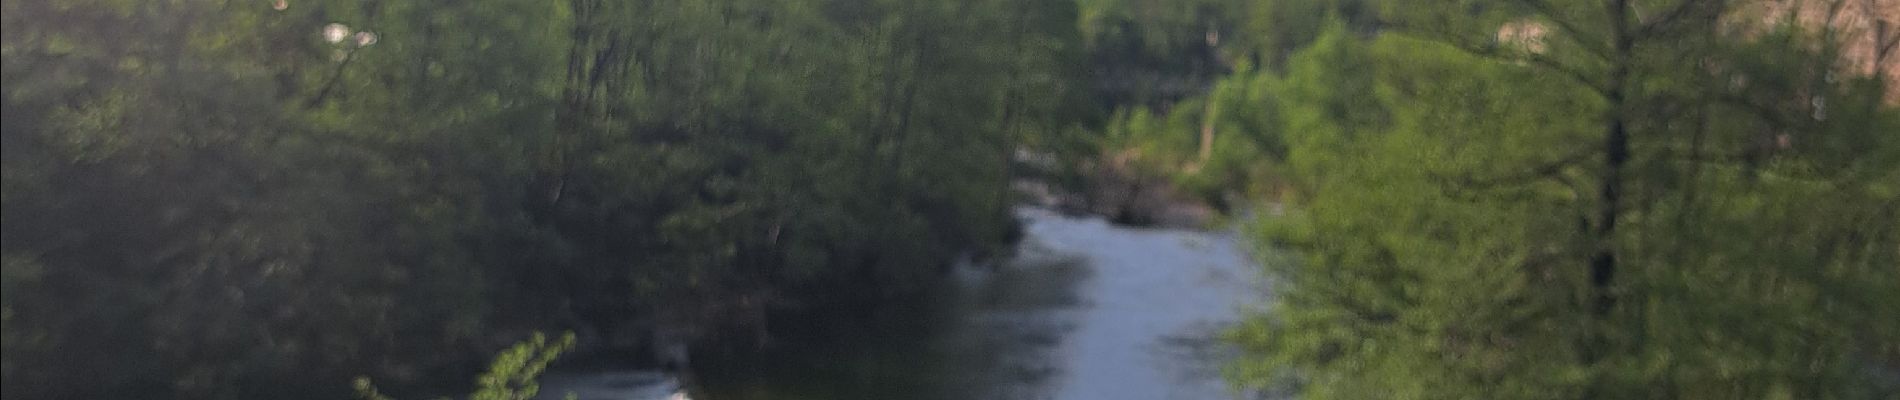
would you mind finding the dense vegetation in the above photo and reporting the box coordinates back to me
[5,0,1896,398]
[1111,0,1900,398]
[1,0,1092,398]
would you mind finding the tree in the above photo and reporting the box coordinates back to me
[4,0,1092,398]
[1232,2,1900,398]
[354,332,577,400]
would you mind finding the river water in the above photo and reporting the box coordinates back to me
[540,207,1271,400]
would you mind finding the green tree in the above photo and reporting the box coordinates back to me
[4,0,1091,398]
[355,332,577,400]
[1232,2,1900,398]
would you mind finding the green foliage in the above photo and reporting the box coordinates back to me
[1,0,1089,398]
[1227,1,1900,399]
[1080,11,1393,207]
[1232,31,1605,399]
[354,332,578,400]
[8,0,1888,398]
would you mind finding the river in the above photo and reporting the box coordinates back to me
[539,207,1271,400]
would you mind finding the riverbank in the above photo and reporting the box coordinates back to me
[538,207,1272,399]
[1011,177,1222,229]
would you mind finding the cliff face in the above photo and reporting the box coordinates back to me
[1747,0,1899,102]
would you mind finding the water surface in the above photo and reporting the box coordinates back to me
[542,207,1269,399]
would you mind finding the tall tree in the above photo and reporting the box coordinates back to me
[1233,2,1900,398]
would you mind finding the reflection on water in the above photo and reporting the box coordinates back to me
[536,371,684,400]
[541,207,1269,400]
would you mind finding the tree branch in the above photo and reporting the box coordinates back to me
[1385,29,1611,97]
[1635,0,1722,39]
[1448,148,1602,190]
[1874,10,1897,74]
[306,46,361,108]
[1715,92,1804,131]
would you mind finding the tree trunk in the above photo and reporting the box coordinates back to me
[1197,96,1216,165]
[1591,0,1634,319]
